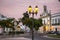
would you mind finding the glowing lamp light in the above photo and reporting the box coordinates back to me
[28,6,32,14]
[34,6,38,15]
[46,26,48,31]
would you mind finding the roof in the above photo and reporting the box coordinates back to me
[0,13,7,20]
[51,12,60,18]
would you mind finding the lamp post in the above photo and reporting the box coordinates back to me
[50,14,51,31]
[28,5,38,40]
[49,10,51,31]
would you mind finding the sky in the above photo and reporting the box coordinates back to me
[0,0,60,19]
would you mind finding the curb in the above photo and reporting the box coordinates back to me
[3,37,31,40]
[43,35,60,39]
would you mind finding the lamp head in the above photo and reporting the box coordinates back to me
[34,6,38,15]
[28,5,32,14]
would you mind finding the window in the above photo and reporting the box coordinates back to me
[51,18,58,25]
[55,19,57,24]
[58,18,60,23]
[51,19,54,24]
[43,20,45,24]
[51,19,53,24]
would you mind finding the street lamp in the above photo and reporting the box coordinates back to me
[34,6,38,15]
[28,5,38,40]
[28,6,32,14]
[49,10,51,31]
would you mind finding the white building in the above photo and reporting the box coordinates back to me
[0,13,14,33]
[51,13,60,31]
[0,13,7,34]
[40,5,60,33]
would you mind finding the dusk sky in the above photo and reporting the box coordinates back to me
[0,0,60,19]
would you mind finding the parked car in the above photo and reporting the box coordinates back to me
[47,31,55,34]
[56,31,60,35]
[47,31,60,35]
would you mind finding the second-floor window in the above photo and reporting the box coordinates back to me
[58,18,60,23]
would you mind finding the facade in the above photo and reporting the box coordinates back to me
[40,11,51,33]
[51,13,60,31]
[40,12,60,32]
[40,5,60,33]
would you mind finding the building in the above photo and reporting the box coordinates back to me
[40,5,60,33]
[51,13,60,31]
[0,13,7,34]
[0,13,7,20]
[0,13,15,33]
